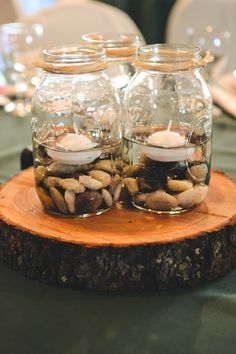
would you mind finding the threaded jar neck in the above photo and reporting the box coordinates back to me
[135,44,211,72]
[82,32,141,61]
[34,45,108,74]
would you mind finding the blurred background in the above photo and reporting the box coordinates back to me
[0,0,176,43]
[0,0,236,118]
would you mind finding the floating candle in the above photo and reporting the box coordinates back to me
[148,121,185,148]
[58,133,96,151]
[142,121,195,162]
[47,124,101,165]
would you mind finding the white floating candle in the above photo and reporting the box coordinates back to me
[47,127,101,165]
[142,121,195,162]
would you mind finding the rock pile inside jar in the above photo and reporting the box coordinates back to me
[123,159,209,212]
[34,160,122,216]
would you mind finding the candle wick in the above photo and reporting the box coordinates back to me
[167,120,172,132]
[73,122,79,135]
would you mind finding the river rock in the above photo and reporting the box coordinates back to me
[59,178,85,193]
[35,166,47,184]
[146,191,178,211]
[79,175,103,190]
[64,190,76,214]
[167,179,193,192]
[101,188,113,207]
[188,163,208,182]
[124,177,139,196]
[89,170,112,188]
[176,185,208,209]
[36,186,55,210]
[75,191,103,214]
[49,187,68,214]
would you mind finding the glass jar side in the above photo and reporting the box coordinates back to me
[32,49,122,218]
[123,46,212,214]
[82,32,142,91]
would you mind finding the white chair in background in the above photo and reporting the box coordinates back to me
[20,0,145,49]
[166,0,236,71]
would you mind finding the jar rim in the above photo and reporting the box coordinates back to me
[34,45,109,74]
[135,43,211,72]
[82,32,141,59]
[43,45,107,63]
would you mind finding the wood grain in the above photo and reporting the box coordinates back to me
[0,168,235,291]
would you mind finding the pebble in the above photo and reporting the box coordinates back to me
[101,188,113,207]
[113,183,122,202]
[59,178,85,193]
[75,191,103,214]
[176,185,208,209]
[47,162,78,176]
[79,175,103,190]
[49,187,68,214]
[133,193,147,205]
[123,164,146,177]
[64,190,76,214]
[44,176,62,188]
[124,177,139,196]
[36,186,55,210]
[188,163,208,182]
[146,191,178,211]
[167,179,193,192]
[89,170,112,188]
[35,166,47,184]
[95,160,120,174]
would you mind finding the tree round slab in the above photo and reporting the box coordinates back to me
[0,168,236,291]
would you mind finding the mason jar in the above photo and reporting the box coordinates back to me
[31,45,122,217]
[123,44,213,214]
[81,32,142,93]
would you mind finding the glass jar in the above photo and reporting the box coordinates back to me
[31,45,122,217]
[123,44,213,214]
[82,32,142,93]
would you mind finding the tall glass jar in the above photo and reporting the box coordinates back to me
[31,45,122,217]
[123,44,213,214]
[82,32,142,93]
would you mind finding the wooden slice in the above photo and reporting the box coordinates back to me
[0,168,235,291]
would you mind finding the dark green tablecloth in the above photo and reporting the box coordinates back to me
[0,111,236,354]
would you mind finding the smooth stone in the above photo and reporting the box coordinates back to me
[49,187,68,214]
[167,179,193,192]
[188,164,208,182]
[35,166,47,184]
[44,176,62,188]
[47,162,79,176]
[146,191,178,211]
[64,190,76,214]
[123,164,146,177]
[89,170,112,188]
[124,177,139,196]
[133,193,147,205]
[79,175,103,190]
[59,178,85,193]
[101,188,113,207]
[75,191,103,214]
[36,186,55,210]
[113,183,122,202]
[176,185,208,209]
[95,160,120,174]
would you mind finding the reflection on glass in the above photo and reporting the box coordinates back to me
[0,22,44,117]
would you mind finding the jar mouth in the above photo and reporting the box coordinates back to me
[82,32,141,48]
[43,45,107,64]
[33,45,109,74]
[135,44,207,72]
[82,32,141,58]
[0,22,43,36]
